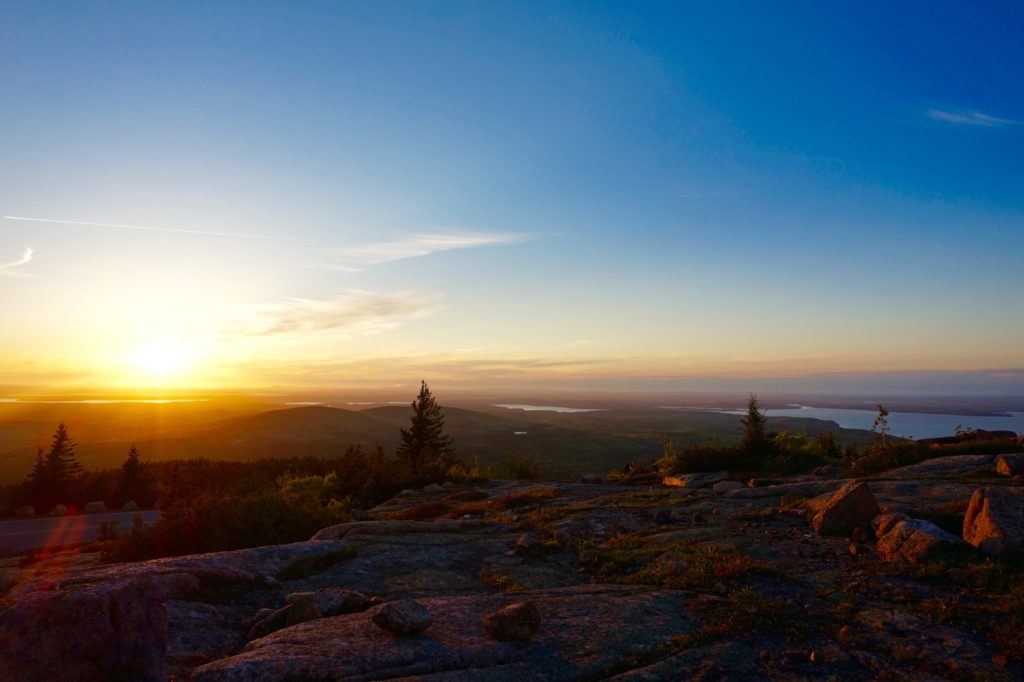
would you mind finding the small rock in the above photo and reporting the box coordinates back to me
[577,473,604,484]
[48,504,68,516]
[350,509,370,521]
[653,508,673,524]
[423,483,444,493]
[811,481,880,536]
[372,599,432,635]
[963,486,1024,555]
[14,505,34,518]
[122,500,139,511]
[996,454,1024,477]
[483,601,541,641]
[84,501,107,513]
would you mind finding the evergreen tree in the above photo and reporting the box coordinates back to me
[740,393,773,456]
[396,381,456,479]
[26,423,83,508]
[119,444,145,504]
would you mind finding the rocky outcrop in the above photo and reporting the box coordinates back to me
[995,454,1024,477]
[963,487,1024,555]
[873,513,971,564]
[811,481,880,536]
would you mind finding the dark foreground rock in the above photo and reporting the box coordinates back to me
[191,586,692,681]
[4,473,1023,681]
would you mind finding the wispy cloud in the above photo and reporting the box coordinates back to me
[227,290,439,338]
[322,232,532,271]
[0,246,33,277]
[3,216,316,242]
[925,108,1017,128]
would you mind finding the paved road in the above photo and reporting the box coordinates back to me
[0,510,161,550]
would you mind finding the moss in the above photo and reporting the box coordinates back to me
[275,545,357,581]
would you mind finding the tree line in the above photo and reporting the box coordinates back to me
[4,381,462,520]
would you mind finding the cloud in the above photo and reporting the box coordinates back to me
[3,216,315,242]
[324,232,532,270]
[228,290,439,338]
[925,109,1017,128]
[0,246,33,277]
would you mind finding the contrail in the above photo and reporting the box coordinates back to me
[3,216,318,242]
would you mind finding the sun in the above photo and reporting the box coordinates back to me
[131,338,191,377]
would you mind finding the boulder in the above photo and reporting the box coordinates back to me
[48,504,67,516]
[14,505,34,518]
[84,501,107,513]
[995,454,1024,477]
[963,487,1024,555]
[122,500,139,511]
[653,508,673,524]
[662,471,728,489]
[284,588,376,616]
[873,513,971,564]
[712,480,744,494]
[484,601,541,641]
[423,483,445,493]
[248,600,321,640]
[371,599,433,635]
[810,481,880,536]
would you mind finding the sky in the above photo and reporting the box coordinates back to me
[1,1,1022,393]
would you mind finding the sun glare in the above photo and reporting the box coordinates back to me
[131,338,190,377]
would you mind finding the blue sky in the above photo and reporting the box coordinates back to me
[1,2,1021,391]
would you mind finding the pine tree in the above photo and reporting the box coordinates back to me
[396,381,456,479]
[119,444,144,504]
[27,423,84,508]
[740,393,773,456]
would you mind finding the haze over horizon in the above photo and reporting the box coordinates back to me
[2,2,1022,394]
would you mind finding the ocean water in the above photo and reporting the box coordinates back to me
[720,405,1024,440]
[494,404,602,413]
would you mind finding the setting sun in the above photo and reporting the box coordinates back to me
[131,338,191,377]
